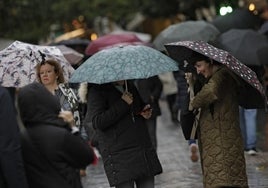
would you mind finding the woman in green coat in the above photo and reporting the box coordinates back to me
[188,53,248,188]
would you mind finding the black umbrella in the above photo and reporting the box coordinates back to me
[257,46,268,65]
[258,21,268,35]
[165,40,267,109]
[211,8,263,33]
[215,29,268,66]
[153,20,220,51]
[56,38,90,46]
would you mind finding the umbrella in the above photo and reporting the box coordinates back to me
[0,40,74,88]
[53,38,90,55]
[55,38,90,46]
[69,45,179,84]
[211,8,263,33]
[153,20,220,51]
[257,46,268,65]
[110,29,152,42]
[85,33,147,56]
[165,40,266,109]
[258,20,268,35]
[214,29,268,66]
[55,45,84,65]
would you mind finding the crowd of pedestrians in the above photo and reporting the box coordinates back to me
[2,1,268,188]
[2,50,266,188]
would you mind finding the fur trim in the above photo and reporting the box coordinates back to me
[78,82,88,103]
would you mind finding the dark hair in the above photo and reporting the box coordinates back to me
[36,59,65,84]
[188,52,211,65]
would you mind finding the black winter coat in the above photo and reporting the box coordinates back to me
[87,81,163,186]
[18,82,95,188]
[0,86,28,188]
[136,76,163,118]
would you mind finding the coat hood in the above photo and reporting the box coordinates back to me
[18,82,67,127]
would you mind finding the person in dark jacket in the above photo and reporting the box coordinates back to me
[87,80,163,188]
[136,76,163,150]
[0,86,29,188]
[17,82,95,188]
[173,70,189,122]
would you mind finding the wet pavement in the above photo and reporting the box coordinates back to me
[82,100,268,188]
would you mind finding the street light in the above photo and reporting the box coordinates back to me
[219,5,233,16]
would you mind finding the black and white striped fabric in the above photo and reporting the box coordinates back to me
[58,83,81,128]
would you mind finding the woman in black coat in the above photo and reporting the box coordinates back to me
[17,82,95,188]
[87,80,163,188]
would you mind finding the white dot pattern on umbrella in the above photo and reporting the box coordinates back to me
[167,40,264,94]
[164,40,266,108]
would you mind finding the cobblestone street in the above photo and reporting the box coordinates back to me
[82,100,268,188]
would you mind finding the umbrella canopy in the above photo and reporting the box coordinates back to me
[211,8,263,33]
[55,38,90,46]
[153,20,220,52]
[257,46,268,65]
[70,45,179,84]
[52,38,90,55]
[258,20,268,36]
[55,45,84,65]
[85,33,147,56]
[165,40,266,109]
[215,29,268,66]
[0,40,74,88]
[110,29,152,42]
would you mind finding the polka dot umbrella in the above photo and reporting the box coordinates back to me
[165,40,267,109]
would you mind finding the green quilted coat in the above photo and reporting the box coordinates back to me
[191,67,248,188]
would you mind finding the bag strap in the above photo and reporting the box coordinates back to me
[190,109,200,140]
[59,84,81,127]
[58,83,79,110]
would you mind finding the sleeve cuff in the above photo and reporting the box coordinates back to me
[71,126,79,134]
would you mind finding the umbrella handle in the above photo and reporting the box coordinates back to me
[125,80,128,92]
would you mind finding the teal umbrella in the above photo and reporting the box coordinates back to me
[69,45,179,84]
